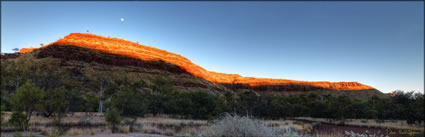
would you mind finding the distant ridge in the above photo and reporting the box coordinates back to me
[20,33,376,91]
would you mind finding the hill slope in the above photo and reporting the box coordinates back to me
[18,33,376,92]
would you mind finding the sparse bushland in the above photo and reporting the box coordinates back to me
[0,112,422,137]
[1,53,424,136]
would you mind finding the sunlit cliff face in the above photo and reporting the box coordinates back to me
[20,33,376,90]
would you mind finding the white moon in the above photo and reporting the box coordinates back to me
[120,18,124,22]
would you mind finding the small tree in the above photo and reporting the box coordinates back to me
[87,71,113,113]
[105,108,121,133]
[40,87,68,117]
[238,91,259,116]
[152,76,174,94]
[111,87,148,132]
[170,91,223,119]
[10,81,44,130]
[86,69,113,113]
[83,95,100,112]
[0,96,11,111]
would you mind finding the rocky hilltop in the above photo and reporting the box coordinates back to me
[17,33,376,92]
[7,33,383,98]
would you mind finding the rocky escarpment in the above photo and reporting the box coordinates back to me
[224,83,328,92]
[36,45,189,74]
[31,45,326,92]
[26,45,228,92]
[25,44,384,99]
[19,33,377,92]
[12,32,388,100]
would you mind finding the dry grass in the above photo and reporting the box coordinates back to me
[294,117,424,130]
[199,114,311,137]
[266,119,313,132]
[2,112,107,126]
[2,112,422,137]
[314,132,345,137]
[178,126,207,136]
[141,124,161,134]
[44,128,61,137]
[134,116,206,127]
[68,128,82,136]
[120,126,130,134]
[34,125,109,137]
[89,128,96,135]
[164,128,176,136]
[2,112,204,136]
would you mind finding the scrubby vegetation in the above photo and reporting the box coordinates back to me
[9,81,45,130]
[1,54,424,125]
[1,53,424,137]
[105,108,121,133]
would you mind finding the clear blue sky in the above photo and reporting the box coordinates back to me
[1,2,423,93]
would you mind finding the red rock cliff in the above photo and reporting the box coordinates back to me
[20,33,376,91]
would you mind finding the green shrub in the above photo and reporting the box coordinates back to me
[9,112,28,129]
[170,91,223,119]
[111,87,148,132]
[40,87,68,117]
[83,95,99,112]
[111,88,148,117]
[105,108,121,133]
[1,96,11,111]
[13,132,23,137]
[10,81,44,130]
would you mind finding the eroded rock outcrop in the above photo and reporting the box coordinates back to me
[19,33,377,92]
[36,45,188,74]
